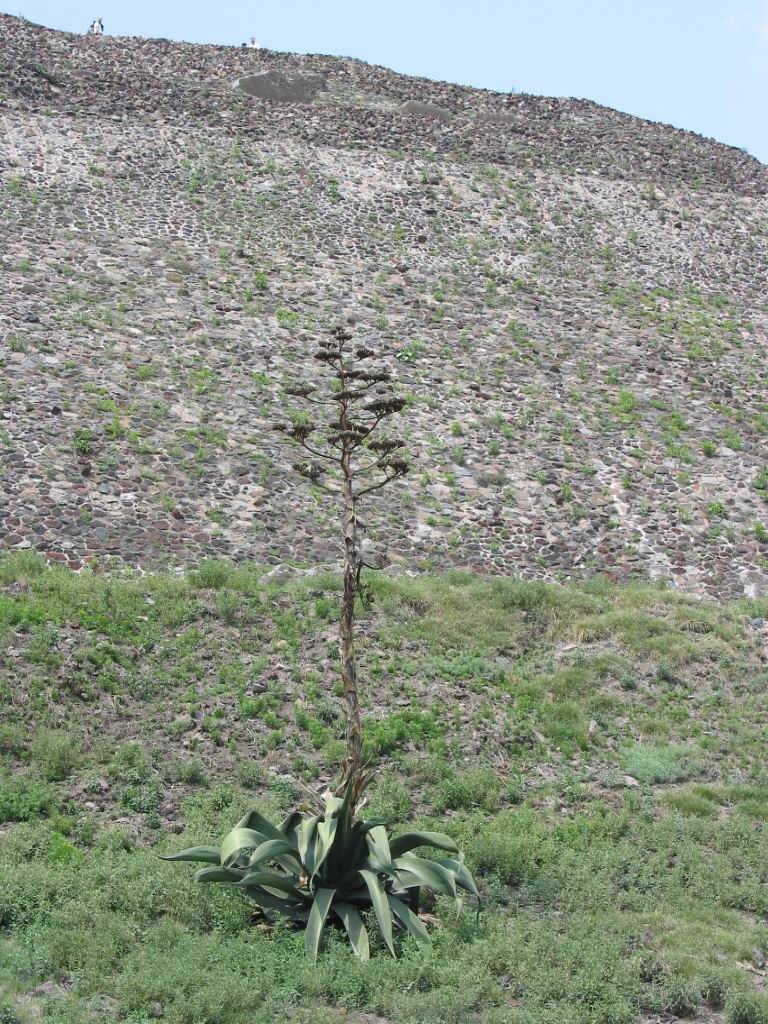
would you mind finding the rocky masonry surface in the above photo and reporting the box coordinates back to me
[1,14,767,597]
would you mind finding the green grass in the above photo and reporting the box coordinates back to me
[2,553,768,1022]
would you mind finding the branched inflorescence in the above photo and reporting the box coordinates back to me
[274,326,411,801]
[275,326,410,500]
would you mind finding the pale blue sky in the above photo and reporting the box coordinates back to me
[4,0,767,162]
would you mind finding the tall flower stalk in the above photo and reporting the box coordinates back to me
[164,327,479,961]
[275,326,409,805]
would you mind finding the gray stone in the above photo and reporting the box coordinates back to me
[236,70,327,104]
[259,564,309,585]
[400,100,453,119]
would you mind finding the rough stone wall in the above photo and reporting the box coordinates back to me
[1,14,767,597]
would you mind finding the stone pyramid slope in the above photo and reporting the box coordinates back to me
[1,14,767,596]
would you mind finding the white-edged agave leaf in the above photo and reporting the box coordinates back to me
[220,828,267,868]
[439,857,480,898]
[394,854,457,900]
[359,868,395,957]
[248,838,302,873]
[195,867,244,883]
[334,902,370,961]
[304,887,336,963]
[237,870,308,901]
[389,832,458,859]
[236,809,285,843]
[387,893,431,947]
[158,845,221,864]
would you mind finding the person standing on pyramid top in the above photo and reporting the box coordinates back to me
[88,18,104,35]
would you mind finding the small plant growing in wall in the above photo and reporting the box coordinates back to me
[163,327,478,960]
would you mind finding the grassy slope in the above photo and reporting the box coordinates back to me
[1,551,768,1024]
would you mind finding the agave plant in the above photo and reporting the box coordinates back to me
[161,784,479,961]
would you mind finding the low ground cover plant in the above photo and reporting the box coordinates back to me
[1,551,768,1019]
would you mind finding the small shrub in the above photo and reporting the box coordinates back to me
[727,991,768,1024]
[0,775,56,822]
[215,590,240,625]
[236,763,265,790]
[0,725,27,758]
[435,768,500,812]
[468,810,549,885]
[367,777,413,823]
[276,307,299,328]
[164,758,209,787]
[73,428,93,455]
[663,976,701,1017]
[190,559,232,590]
[540,701,588,751]
[49,832,84,864]
[31,731,81,782]
[0,1000,18,1024]
[363,710,444,759]
[666,786,719,817]
[700,968,727,1010]
[620,743,701,785]
[110,744,160,818]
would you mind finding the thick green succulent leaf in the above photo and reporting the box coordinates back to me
[328,819,365,880]
[158,845,221,864]
[367,824,393,860]
[390,868,422,889]
[394,854,457,900]
[323,795,344,817]
[439,857,480,898]
[236,809,285,843]
[297,815,320,876]
[247,838,302,873]
[326,781,359,878]
[313,814,338,879]
[365,826,400,876]
[237,870,308,901]
[240,887,310,918]
[387,893,432,947]
[221,828,267,868]
[304,887,336,962]
[354,817,388,836]
[334,902,370,961]
[360,869,395,957]
[279,810,304,843]
[195,867,244,883]
[389,832,459,859]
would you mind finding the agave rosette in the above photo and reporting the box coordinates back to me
[161,784,479,961]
